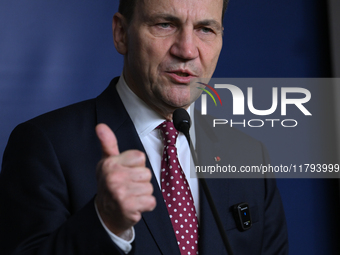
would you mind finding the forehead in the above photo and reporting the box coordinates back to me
[136,0,223,24]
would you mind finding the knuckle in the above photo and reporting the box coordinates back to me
[102,157,119,171]
[123,150,146,163]
[130,213,142,224]
[111,182,127,201]
[130,150,145,159]
[142,196,156,212]
[143,168,152,180]
[146,182,154,194]
[135,168,151,181]
[147,170,152,180]
[149,196,157,209]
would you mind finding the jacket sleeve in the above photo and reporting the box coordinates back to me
[0,122,126,255]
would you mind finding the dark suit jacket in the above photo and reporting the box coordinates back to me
[0,77,288,254]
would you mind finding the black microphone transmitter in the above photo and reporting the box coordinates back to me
[233,202,252,231]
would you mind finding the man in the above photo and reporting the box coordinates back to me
[0,0,288,254]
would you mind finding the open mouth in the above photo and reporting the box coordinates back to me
[165,70,195,84]
[173,72,190,77]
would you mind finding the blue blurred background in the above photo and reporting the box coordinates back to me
[0,1,339,254]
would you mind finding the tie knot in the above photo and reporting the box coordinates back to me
[158,121,179,146]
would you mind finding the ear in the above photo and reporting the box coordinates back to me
[112,13,128,55]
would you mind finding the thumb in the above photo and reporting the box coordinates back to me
[96,123,120,157]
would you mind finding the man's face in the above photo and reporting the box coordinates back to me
[118,0,223,119]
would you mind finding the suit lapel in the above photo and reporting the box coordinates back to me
[95,78,180,255]
[195,112,230,255]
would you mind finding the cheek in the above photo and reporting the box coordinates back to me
[144,36,175,63]
[201,42,222,74]
[137,42,164,76]
[141,36,166,59]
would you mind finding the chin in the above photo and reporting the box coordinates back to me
[154,87,191,107]
[165,98,191,109]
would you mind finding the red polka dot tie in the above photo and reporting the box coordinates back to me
[158,121,199,255]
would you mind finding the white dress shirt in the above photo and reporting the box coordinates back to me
[96,75,199,254]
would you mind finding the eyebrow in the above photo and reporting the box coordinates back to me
[146,14,222,31]
[196,19,222,31]
[146,14,181,23]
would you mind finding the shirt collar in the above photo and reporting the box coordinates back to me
[116,75,164,137]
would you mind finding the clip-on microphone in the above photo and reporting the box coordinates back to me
[173,108,234,255]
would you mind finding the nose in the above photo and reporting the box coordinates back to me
[170,28,199,61]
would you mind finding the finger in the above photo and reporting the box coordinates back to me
[118,150,146,167]
[124,182,154,197]
[133,195,157,213]
[96,123,120,157]
[128,167,152,183]
[122,195,156,223]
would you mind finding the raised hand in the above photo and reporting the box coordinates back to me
[95,123,156,236]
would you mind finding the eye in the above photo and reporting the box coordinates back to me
[157,23,171,29]
[200,27,214,34]
[150,22,176,37]
[195,26,218,41]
